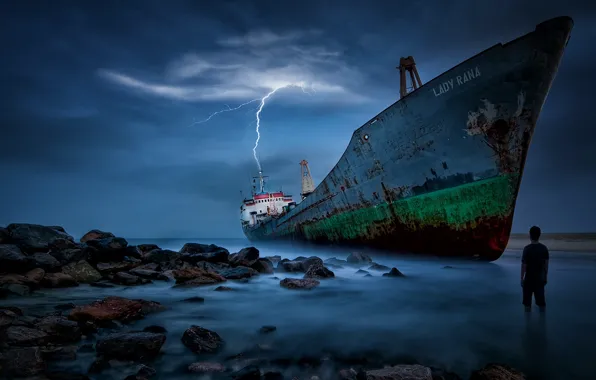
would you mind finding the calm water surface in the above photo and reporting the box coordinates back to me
[6,238,596,379]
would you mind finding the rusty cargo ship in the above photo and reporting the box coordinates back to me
[239,16,573,262]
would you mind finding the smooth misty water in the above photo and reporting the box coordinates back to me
[5,238,596,379]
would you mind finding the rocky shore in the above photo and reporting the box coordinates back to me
[1,223,527,379]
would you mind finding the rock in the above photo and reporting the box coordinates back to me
[25,268,45,284]
[368,263,390,271]
[0,309,19,328]
[144,249,180,264]
[41,345,78,361]
[355,269,369,275]
[259,325,276,334]
[96,331,166,360]
[49,247,89,265]
[0,227,9,243]
[279,256,323,273]
[383,268,405,277]
[4,325,49,346]
[430,367,463,380]
[219,266,259,280]
[86,237,129,262]
[304,264,335,279]
[214,285,234,291]
[55,303,76,311]
[68,296,165,323]
[0,305,24,315]
[173,268,226,285]
[124,245,143,259]
[346,252,372,264]
[325,257,348,266]
[196,261,230,272]
[35,316,82,343]
[112,272,151,286]
[0,346,46,377]
[136,364,157,378]
[338,368,359,380]
[229,247,260,267]
[137,244,160,254]
[280,278,320,290]
[251,258,274,274]
[181,325,224,353]
[231,365,261,380]
[366,365,432,380]
[264,255,282,265]
[41,273,79,288]
[129,268,169,281]
[469,363,526,380]
[2,283,31,296]
[263,371,284,380]
[80,229,115,243]
[29,252,62,272]
[188,361,226,373]
[49,238,78,251]
[143,325,167,334]
[89,281,114,288]
[182,296,205,303]
[61,260,102,283]
[0,244,29,273]
[7,223,74,253]
[96,261,136,274]
[180,243,230,263]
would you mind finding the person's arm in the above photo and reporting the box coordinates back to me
[544,247,549,284]
[521,247,527,286]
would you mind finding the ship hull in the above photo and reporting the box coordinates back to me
[242,17,573,262]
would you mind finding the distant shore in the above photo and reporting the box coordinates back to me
[506,233,596,252]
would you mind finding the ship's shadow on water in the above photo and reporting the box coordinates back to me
[6,239,596,380]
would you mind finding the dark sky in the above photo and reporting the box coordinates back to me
[1,0,595,238]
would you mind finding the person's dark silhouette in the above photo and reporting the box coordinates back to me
[521,226,549,312]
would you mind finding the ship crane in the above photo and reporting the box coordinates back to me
[299,159,315,200]
[397,56,423,98]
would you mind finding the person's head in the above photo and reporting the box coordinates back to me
[529,226,541,241]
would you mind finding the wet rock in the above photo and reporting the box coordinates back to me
[383,268,405,277]
[135,364,157,378]
[55,303,76,311]
[4,325,49,346]
[129,268,169,281]
[180,243,230,263]
[124,245,143,259]
[143,325,167,334]
[7,223,74,253]
[137,244,160,254]
[49,247,89,265]
[0,309,19,328]
[80,229,115,243]
[214,285,235,291]
[229,247,260,267]
[2,283,31,296]
[263,371,284,380]
[181,325,224,353]
[49,238,78,251]
[232,365,261,380]
[304,264,335,279]
[368,263,390,271]
[188,361,226,373]
[338,368,359,380]
[355,269,369,275]
[219,266,259,280]
[88,357,110,373]
[280,256,323,273]
[46,371,91,380]
[144,249,180,264]
[30,252,62,272]
[430,367,463,380]
[96,261,136,274]
[41,273,79,288]
[0,226,9,243]
[325,257,348,266]
[182,296,205,303]
[25,267,46,284]
[68,296,165,323]
[86,237,129,262]
[41,345,78,361]
[35,316,82,343]
[0,244,29,273]
[173,267,227,285]
[251,258,274,274]
[280,278,320,290]
[112,272,151,286]
[197,261,230,272]
[61,260,102,283]
[366,365,432,380]
[96,331,166,360]
[346,252,372,264]
[89,281,115,288]
[364,274,373,277]
[264,255,282,265]
[0,305,24,315]
[469,363,526,380]
[0,346,46,377]
[259,325,276,334]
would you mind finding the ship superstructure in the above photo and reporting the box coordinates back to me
[240,171,296,229]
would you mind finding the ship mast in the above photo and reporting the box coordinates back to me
[252,171,268,195]
[397,56,423,98]
[299,160,315,200]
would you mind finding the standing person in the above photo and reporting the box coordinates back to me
[521,226,550,312]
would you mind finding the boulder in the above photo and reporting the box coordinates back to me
[179,243,230,263]
[0,309,19,328]
[6,223,74,253]
[29,252,62,272]
[25,268,45,284]
[0,347,46,377]
[35,316,82,344]
[96,332,166,360]
[251,258,274,274]
[111,272,151,286]
[280,278,320,290]
[304,264,335,279]
[0,227,9,243]
[41,273,79,288]
[0,244,29,273]
[49,247,89,265]
[346,252,372,264]
[144,249,180,264]
[172,268,226,285]
[2,283,30,296]
[61,260,102,283]
[4,325,49,346]
[181,325,224,353]
[96,261,136,274]
[231,365,261,380]
[218,266,259,280]
[279,256,323,273]
[469,363,526,380]
[86,237,129,262]
[188,361,226,374]
[80,229,114,243]
[264,255,282,265]
[383,268,405,277]
[68,296,165,323]
[368,263,390,271]
[229,247,259,267]
[129,268,169,281]
[137,244,160,253]
[366,365,432,380]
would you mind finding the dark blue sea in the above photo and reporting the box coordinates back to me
[7,238,596,379]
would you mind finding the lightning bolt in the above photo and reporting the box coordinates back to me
[188,98,260,127]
